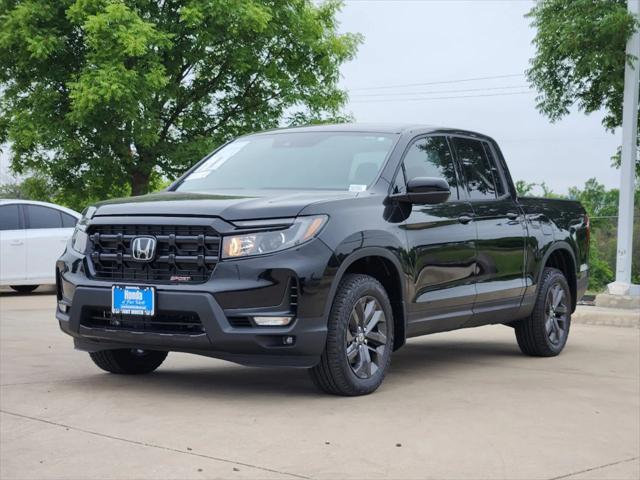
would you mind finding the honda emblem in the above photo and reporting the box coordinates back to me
[131,236,157,262]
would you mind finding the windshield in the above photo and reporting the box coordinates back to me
[175,132,398,192]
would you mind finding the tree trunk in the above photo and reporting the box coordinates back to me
[130,169,151,197]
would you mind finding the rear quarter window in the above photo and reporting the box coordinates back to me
[25,205,63,229]
[61,212,77,228]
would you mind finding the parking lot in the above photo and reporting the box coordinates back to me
[1,291,638,480]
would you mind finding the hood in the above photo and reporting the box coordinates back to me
[92,190,358,221]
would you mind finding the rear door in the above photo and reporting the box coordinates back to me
[398,135,477,335]
[0,204,26,284]
[24,205,73,282]
[450,136,526,325]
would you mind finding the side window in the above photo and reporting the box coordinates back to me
[61,213,77,228]
[452,137,497,200]
[0,204,21,231]
[482,142,507,196]
[25,205,63,229]
[402,136,459,200]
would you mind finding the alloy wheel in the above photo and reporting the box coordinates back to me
[545,283,568,346]
[345,296,388,379]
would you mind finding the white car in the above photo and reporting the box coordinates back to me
[0,199,80,292]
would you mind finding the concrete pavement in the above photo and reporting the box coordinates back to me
[1,293,638,480]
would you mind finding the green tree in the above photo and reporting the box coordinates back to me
[0,0,360,202]
[568,178,619,225]
[515,179,536,196]
[0,171,134,211]
[568,178,620,291]
[527,0,640,175]
[538,181,558,198]
[0,174,56,202]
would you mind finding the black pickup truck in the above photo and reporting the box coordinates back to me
[56,124,589,395]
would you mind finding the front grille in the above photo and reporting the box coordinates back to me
[289,280,299,314]
[88,224,220,283]
[82,308,204,335]
[228,317,253,328]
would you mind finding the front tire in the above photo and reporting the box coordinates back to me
[310,274,394,396]
[515,268,571,357]
[89,349,168,374]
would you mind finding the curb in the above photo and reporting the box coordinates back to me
[572,306,640,328]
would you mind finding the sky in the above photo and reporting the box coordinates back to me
[0,0,625,195]
[336,0,623,194]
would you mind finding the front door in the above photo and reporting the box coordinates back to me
[398,136,477,335]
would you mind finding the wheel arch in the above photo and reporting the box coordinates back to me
[324,247,407,351]
[539,242,578,312]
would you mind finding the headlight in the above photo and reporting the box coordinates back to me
[71,227,89,254]
[71,206,96,254]
[222,215,328,259]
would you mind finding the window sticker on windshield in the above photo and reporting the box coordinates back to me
[183,141,249,181]
[365,136,391,143]
[349,184,367,192]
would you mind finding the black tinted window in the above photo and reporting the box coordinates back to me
[26,205,62,229]
[61,213,77,228]
[0,205,21,231]
[482,143,506,196]
[453,137,497,200]
[402,136,459,200]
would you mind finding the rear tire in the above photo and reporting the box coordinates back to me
[515,268,571,357]
[10,285,38,293]
[310,274,394,396]
[89,349,168,374]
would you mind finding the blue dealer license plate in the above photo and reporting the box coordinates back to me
[111,285,155,316]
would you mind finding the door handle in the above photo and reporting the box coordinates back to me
[10,240,24,246]
[506,212,521,220]
[526,213,546,222]
[458,214,474,224]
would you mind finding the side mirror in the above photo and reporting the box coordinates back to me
[405,177,450,204]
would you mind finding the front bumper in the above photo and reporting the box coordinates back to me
[56,239,334,368]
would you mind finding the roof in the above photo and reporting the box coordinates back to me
[0,199,81,217]
[251,123,431,135]
[249,123,494,140]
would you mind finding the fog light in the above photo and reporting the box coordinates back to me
[58,301,69,313]
[252,316,294,326]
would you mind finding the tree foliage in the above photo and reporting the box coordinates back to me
[527,0,636,129]
[527,0,640,175]
[515,180,561,198]
[0,0,360,201]
[515,179,535,197]
[568,178,638,291]
[0,174,55,202]
[568,178,620,223]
